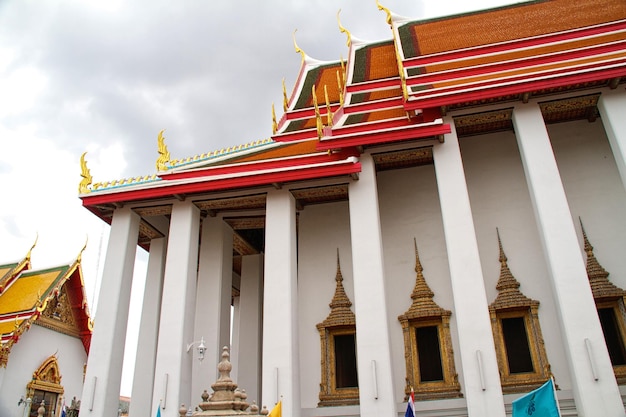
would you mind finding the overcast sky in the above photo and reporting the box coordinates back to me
[0,0,525,397]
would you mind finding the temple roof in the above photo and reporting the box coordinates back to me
[0,248,93,367]
[79,0,626,224]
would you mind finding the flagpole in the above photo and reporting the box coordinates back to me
[550,376,562,417]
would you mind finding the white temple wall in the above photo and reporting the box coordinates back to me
[297,200,354,409]
[548,120,626,289]
[459,129,573,391]
[0,324,87,417]
[376,164,462,403]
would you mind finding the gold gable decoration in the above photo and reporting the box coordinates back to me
[397,239,461,400]
[37,286,80,338]
[489,230,551,393]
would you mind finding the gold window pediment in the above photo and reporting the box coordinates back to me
[398,239,461,401]
[581,220,626,384]
[489,231,551,393]
[316,252,359,407]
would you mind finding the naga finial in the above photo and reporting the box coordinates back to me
[272,103,278,135]
[156,129,170,172]
[26,234,38,262]
[79,152,93,194]
[293,29,306,63]
[336,70,344,106]
[337,9,352,48]
[77,235,88,263]
[376,0,393,27]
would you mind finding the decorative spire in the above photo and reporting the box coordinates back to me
[317,250,356,329]
[156,129,170,172]
[79,152,92,194]
[282,78,288,112]
[271,103,277,135]
[376,0,393,27]
[398,238,446,320]
[293,29,306,63]
[336,9,352,47]
[324,85,332,126]
[490,229,535,310]
[579,218,625,300]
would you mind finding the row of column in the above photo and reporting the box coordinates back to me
[80,89,626,417]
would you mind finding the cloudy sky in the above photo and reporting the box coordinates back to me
[0,0,524,396]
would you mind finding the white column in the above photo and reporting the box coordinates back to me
[80,207,140,417]
[433,119,506,417]
[233,254,263,405]
[192,217,233,398]
[151,201,200,417]
[598,88,626,192]
[348,153,397,417]
[129,236,167,417]
[262,190,300,416]
[513,103,624,416]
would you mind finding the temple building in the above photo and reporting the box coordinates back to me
[0,242,92,417]
[77,0,626,416]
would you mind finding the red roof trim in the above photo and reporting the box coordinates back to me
[162,150,358,181]
[317,123,450,151]
[81,159,361,206]
[406,40,626,87]
[404,64,626,110]
[403,19,626,68]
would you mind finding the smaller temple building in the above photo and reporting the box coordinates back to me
[0,241,92,417]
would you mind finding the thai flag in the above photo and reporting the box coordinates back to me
[61,402,67,417]
[405,389,416,417]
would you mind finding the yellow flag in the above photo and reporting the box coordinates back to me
[268,401,282,417]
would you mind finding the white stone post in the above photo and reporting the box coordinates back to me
[192,216,233,398]
[262,190,300,416]
[433,119,506,417]
[151,201,200,417]
[598,88,626,193]
[80,207,140,417]
[129,236,168,417]
[347,153,397,417]
[232,254,264,404]
[513,102,624,416]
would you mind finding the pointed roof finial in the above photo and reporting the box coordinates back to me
[337,9,352,48]
[312,85,323,139]
[376,0,393,27]
[79,152,92,194]
[26,234,39,262]
[324,85,333,126]
[156,129,170,172]
[293,29,306,63]
[497,227,507,265]
[272,103,277,135]
[77,235,88,264]
[282,78,289,112]
[336,70,344,106]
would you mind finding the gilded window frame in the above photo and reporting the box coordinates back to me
[595,298,626,384]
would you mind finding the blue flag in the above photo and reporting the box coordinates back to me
[156,405,162,417]
[512,379,560,417]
